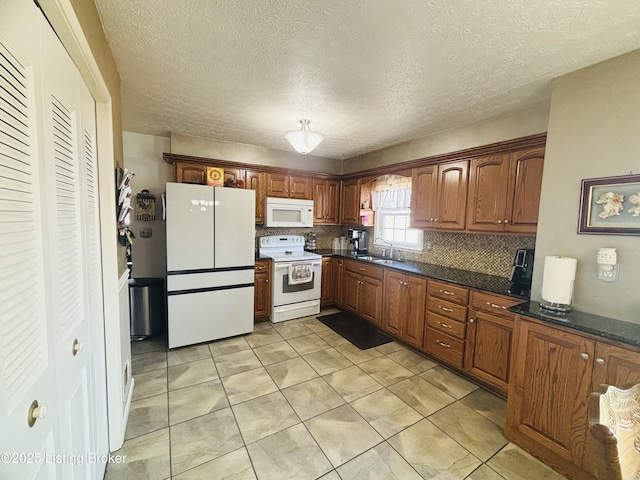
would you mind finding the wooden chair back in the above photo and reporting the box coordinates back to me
[588,383,640,480]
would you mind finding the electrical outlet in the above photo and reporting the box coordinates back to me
[597,264,619,282]
[596,248,618,282]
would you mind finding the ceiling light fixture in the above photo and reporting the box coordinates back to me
[285,119,323,155]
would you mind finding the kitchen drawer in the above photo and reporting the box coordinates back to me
[426,312,466,339]
[427,297,467,323]
[429,280,469,305]
[345,259,384,280]
[424,327,464,369]
[470,290,519,320]
[255,260,271,275]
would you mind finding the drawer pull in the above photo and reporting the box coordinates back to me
[437,321,452,329]
[487,302,507,310]
[436,340,451,348]
[359,268,366,271]
[440,290,455,296]
[438,306,453,312]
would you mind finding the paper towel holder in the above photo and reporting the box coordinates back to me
[540,298,573,313]
[540,255,577,313]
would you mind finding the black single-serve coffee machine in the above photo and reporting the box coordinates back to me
[348,228,368,255]
[508,248,534,297]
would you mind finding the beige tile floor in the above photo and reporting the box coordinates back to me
[107,308,567,480]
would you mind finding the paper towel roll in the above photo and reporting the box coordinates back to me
[541,256,578,305]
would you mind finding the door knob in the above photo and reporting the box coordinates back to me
[580,353,589,360]
[595,358,605,365]
[28,400,48,427]
[72,338,84,356]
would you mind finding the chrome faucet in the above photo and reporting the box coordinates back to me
[376,238,395,259]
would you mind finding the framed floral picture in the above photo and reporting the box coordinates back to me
[578,174,640,235]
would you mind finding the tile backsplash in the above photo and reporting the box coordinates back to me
[256,225,535,278]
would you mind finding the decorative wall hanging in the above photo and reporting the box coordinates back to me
[206,167,224,186]
[579,174,640,235]
[135,189,156,221]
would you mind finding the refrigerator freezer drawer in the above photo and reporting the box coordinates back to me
[167,269,254,292]
[168,286,254,349]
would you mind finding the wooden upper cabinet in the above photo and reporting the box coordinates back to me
[266,173,289,198]
[410,161,468,230]
[506,146,545,234]
[174,162,207,184]
[245,169,266,224]
[437,160,468,230]
[266,173,311,199]
[313,179,340,224]
[467,147,544,234]
[289,175,312,199]
[466,154,511,232]
[410,165,438,228]
[340,179,361,225]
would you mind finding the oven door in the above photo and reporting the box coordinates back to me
[272,260,322,306]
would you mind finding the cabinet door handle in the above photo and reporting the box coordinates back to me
[399,280,403,285]
[487,302,507,310]
[469,318,475,323]
[403,282,408,286]
[265,279,268,283]
[504,219,509,224]
[437,341,451,348]
[580,353,589,361]
[438,306,453,312]
[497,220,502,224]
[434,218,438,222]
[595,358,605,365]
[438,321,452,329]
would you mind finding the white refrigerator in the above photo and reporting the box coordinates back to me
[165,182,255,348]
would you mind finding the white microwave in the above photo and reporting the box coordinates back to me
[265,197,314,227]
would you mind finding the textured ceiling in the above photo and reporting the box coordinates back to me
[95,0,640,160]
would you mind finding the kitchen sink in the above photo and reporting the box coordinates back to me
[355,255,402,265]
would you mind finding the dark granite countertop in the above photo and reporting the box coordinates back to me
[509,301,640,348]
[315,249,527,300]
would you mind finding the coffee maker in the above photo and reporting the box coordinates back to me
[509,248,535,296]
[348,228,368,254]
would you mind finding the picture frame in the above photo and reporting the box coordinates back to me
[578,174,640,235]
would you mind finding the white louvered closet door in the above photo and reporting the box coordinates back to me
[0,2,61,480]
[0,2,107,480]
[39,11,97,480]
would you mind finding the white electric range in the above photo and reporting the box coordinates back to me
[259,235,323,323]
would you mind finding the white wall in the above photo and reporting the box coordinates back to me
[343,101,550,173]
[123,132,172,278]
[531,49,640,323]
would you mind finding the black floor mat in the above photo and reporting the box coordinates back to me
[318,311,393,350]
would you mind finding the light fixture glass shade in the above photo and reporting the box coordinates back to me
[285,119,323,154]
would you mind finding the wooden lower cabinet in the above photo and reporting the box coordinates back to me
[342,260,383,325]
[382,270,426,348]
[464,291,520,396]
[424,280,468,368]
[332,257,345,308]
[506,315,640,479]
[320,257,333,306]
[254,260,271,321]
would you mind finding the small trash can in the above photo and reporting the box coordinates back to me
[129,277,165,340]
